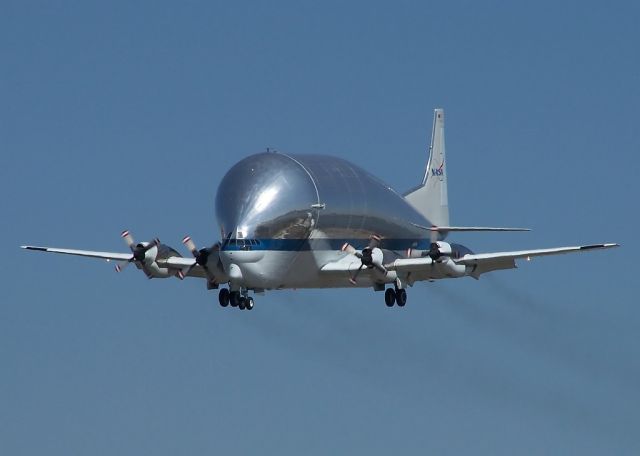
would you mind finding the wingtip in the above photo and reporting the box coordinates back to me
[21,245,45,251]
[579,243,620,251]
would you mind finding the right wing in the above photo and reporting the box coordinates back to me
[21,245,132,261]
[21,245,208,279]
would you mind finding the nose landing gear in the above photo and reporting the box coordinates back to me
[218,288,254,310]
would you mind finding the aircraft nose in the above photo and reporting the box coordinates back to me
[215,152,318,241]
[220,247,264,264]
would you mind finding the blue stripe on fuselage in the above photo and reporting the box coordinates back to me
[221,238,431,252]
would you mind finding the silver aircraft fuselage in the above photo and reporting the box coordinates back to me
[215,152,462,290]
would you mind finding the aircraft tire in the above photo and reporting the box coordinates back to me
[229,291,240,307]
[384,288,396,307]
[218,288,230,307]
[396,289,407,307]
[245,297,254,310]
[238,298,246,310]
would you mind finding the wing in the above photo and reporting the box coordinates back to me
[384,243,618,281]
[154,257,209,279]
[21,244,211,279]
[21,245,132,261]
[455,243,619,278]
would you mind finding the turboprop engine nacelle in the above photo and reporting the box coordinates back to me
[407,241,453,260]
[431,241,452,258]
[139,242,186,278]
[116,231,184,279]
[406,248,428,259]
[436,258,468,278]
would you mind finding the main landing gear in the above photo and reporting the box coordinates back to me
[218,288,254,310]
[384,286,407,307]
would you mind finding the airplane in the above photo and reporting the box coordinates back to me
[22,109,618,310]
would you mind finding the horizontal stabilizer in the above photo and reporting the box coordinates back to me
[409,223,530,241]
[426,225,531,233]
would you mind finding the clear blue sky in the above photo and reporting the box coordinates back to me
[2,1,638,454]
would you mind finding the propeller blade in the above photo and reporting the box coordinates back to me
[373,263,387,274]
[182,235,219,282]
[176,262,200,281]
[114,258,132,272]
[349,264,364,285]
[121,230,135,250]
[428,242,440,261]
[140,238,160,253]
[368,234,382,249]
[341,242,363,259]
[182,236,199,256]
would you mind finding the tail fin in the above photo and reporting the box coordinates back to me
[404,108,449,227]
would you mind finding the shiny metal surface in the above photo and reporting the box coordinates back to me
[290,154,428,242]
[215,152,319,241]
[215,152,430,249]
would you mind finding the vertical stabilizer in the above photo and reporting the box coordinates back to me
[404,108,449,227]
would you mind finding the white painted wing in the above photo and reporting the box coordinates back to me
[21,245,206,278]
[384,257,433,272]
[21,245,132,261]
[155,257,196,268]
[456,243,619,278]
[154,257,207,279]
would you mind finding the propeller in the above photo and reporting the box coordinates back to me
[427,240,453,262]
[114,230,160,272]
[428,226,455,261]
[340,234,387,285]
[179,235,220,281]
[403,228,453,260]
[428,242,442,261]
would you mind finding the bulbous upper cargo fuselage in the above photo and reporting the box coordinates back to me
[215,152,430,248]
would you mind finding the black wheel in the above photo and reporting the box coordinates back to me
[229,291,240,307]
[396,288,407,307]
[238,297,246,310]
[384,288,396,307]
[218,288,230,307]
[245,297,254,310]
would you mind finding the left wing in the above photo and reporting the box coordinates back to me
[454,243,619,278]
[382,242,619,281]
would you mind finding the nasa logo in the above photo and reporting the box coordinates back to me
[431,161,444,177]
